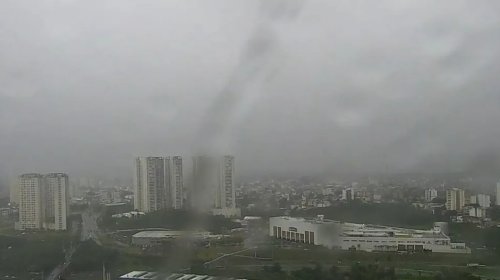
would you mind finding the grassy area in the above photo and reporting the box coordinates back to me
[187,244,500,278]
[296,202,439,229]
[0,233,68,274]
[65,238,500,279]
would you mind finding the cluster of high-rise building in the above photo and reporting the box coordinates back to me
[133,155,238,217]
[16,173,69,231]
[444,187,499,219]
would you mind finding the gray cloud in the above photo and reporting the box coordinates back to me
[2,0,500,184]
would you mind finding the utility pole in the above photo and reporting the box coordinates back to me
[102,263,106,280]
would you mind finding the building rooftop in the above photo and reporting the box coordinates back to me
[133,231,211,239]
[119,271,161,280]
[119,271,246,280]
[271,216,449,239]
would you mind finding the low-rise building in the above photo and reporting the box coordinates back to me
[131,230,212,246]
[211,207,241,218]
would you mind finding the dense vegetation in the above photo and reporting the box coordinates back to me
[449,223,500,256]
[100,209,240,233]
[70,240,118,272]
[193,262,481,280]
[296,201,439,228]
[0,234,66,273]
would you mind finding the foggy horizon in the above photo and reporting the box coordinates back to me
[2,0,500,185]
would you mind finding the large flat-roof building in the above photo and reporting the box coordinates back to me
[269,216,469,254]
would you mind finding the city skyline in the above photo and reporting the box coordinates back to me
[2,0,500,279]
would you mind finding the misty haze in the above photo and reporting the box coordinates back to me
[1,1,500,280]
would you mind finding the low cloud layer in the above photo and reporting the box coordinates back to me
[2,0,500,183]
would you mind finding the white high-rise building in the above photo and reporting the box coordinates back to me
[192,155,236,212]
[134,156,184,213]
[496,181,500,206]
[134,157,166,212]
[44,173,69,230]
[192,155,219,210]
[170,156,184,209]
[17,173,68,231]
[218,155,235,209]
[18,174,44,230]
[425,188,438,202]
[446,188,466,211]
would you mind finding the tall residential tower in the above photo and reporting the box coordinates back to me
[44,173,69,230]
[134,156,184,213]
[496,180,500,206]
[17,173,68,231]
[192,155,236,213]
[446,188,467,211]
[18,174,44,230]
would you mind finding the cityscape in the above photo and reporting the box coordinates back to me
[3,0,500,280]
[1,155,500,279]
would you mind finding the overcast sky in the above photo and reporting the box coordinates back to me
[2,0,500,184]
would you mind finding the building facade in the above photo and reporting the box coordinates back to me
[134,156,184,213]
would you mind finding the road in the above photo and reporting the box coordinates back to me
[46,208,101,280]
[46,245,77,280]
[80,208,102,245]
